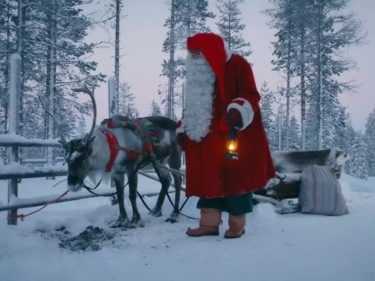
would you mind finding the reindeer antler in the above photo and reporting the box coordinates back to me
[71,84,97,144]
[38,96,68,146]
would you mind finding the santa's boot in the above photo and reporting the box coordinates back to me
[186,208,221,237]
[224,214,246,239]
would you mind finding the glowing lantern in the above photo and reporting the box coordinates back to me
[225,128,239,160]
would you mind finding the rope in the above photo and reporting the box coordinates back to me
[8,190,69,222]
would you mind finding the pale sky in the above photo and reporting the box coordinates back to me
[82,0,375,132]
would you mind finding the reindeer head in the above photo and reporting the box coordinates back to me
[40,84,98,192]
[331,148,351,177]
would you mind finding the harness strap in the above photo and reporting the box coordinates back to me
[133,119,156,159]
[102,130,119,172]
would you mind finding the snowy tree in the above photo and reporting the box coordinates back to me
[289,115,301,151]
[259,82,278,151]
[0,0,17,162]
[160,0,215,119]
[149,100,162,116]
[305,102,319,150]
[75,114,87,138]
[307,0,366,149]
[174,0,215,49]
[333,106,352,152]
[216,0,252,58]
[0,0,110,165]
[264,0,298,149]
[118,82,139,118]
[365,108,375,176]
[275,103,289,151]
[266,0,366,150]
[349,131,369,180]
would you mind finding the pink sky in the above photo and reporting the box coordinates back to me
[83,0,375,132]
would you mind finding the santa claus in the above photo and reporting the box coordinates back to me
[176,33,275,239]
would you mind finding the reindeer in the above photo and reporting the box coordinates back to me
[254,147,351,200]
[39,85,183,228]
[271,147,350,179]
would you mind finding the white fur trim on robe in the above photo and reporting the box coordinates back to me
[224,42,234,62]
[176,119,184,135]
[227,98,254,130]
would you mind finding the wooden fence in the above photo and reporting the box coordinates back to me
[0,133,184,226]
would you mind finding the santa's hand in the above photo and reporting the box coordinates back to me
[176,132,186,151]
[225,108,243,128]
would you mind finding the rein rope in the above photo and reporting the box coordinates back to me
[132,118,196,220]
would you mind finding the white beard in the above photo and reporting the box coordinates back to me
[182,53,216,142]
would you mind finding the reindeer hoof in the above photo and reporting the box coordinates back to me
[149,208,162,218]
[129,218,145,229]
[165,217,177,223]
[110,216,130,228]
[109,195,118,206]
[166,212,179,223]
[110,197,119,206]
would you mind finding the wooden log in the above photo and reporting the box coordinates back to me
[0,188,175,213]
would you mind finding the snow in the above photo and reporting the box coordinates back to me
[1,173,375,281]
[9,54,21,135]
[0,133,61,146]
[0,162,66,176]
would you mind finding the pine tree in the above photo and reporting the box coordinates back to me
[343,123,356,175]
[149,100,162,116]
[305,102,319,150]
[333,106,352,152]
[216,0,251,58]
[118,82,139,118]
[275,102,289,151]
[266,0,366,150]
[350,131,369,180]
[365,108,375,176]
[289,115,301,151]
[76,114,87,138]
[259,82,278,151]
[307,0,366,149]
[264,0,299,149]
[160,0,215,119]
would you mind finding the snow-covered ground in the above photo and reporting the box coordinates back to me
[0,173,374,281]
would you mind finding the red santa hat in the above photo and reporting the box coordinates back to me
[187,33,226,100]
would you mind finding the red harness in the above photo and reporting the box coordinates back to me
[102,130,119,172]
[101,123,153,172]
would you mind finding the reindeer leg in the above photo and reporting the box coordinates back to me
[110,173,130,228]
[149,167,171,218]
[165,148,183,223]
[128,169,144,228]
[166,173,182,224]
[150,171,170,218]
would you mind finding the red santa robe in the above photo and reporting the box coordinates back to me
[177,33,275,199]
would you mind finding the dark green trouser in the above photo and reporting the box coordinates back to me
[196,193,253,216]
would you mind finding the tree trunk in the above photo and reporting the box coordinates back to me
[299,2,306,150]
[168,0,175,119]
[317,1,323,149]
[46,0,56,169]
[284,0,294,150]
[17,0,26,169]
[115,0,121,97]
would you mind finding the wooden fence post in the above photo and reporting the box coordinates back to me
[7,53,21,225]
